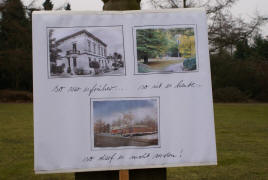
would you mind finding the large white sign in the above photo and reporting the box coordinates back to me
[33,8,217,174]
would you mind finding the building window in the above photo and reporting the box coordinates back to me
[73,57,77,67]
[89,57,91,67]
[88,41,91,52]
[72,43,77,52]
[67,57,70,67]
[93,43,96,54]
[104,48,107,57]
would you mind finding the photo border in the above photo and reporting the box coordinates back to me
[90,96,161,151]
[46,25,126,79]
[132,24,200,75]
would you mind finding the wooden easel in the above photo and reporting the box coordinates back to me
[75,0,167,179]
[75,168,167,180]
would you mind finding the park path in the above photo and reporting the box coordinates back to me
[94,134,158,148]
[163,62,184,72]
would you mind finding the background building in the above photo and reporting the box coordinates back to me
[55,30,111,75]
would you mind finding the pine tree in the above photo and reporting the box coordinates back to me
[43,0,53,10]
[234,40,251,59]
[136,29,168,64]
[0,0,29,49]
[252,35,268,60]
[0,0,32,90]
[49,29,61,63]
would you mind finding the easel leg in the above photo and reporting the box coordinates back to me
[75,170,119,180]
[75,168,166,180]
[120,170,129,180]
[129,168,167,180]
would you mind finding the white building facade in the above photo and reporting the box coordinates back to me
[55,30,112,75]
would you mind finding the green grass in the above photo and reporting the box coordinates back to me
[168,104,268,180]
[0,104,73,180]
[0,103,268,179]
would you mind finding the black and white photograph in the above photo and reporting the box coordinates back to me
[47,26,125,78]
[91,97,160,149]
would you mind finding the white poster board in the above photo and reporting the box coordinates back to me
[33,8,217,174]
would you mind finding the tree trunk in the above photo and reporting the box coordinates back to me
[143,55,149,64]
[75,171,119,180]
[103,0,141,10]
[183,0,186,8]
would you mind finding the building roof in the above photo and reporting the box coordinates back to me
[111,126,121,130]
[56,30,107,47]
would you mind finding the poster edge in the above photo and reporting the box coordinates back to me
[35,161,217,174]
[32,8,206,15]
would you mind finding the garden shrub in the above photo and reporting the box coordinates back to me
[75,68,84,75]
[138,63,151,73]
[183,58,196,70]
[0,90,33,102]
[67,67,71,73]
[56,65,64,74]
[213,87,249,102]
[50,63,57,74]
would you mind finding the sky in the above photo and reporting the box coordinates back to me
[231,0,268,36]
[93,99,158,124]
[22,0,268,36]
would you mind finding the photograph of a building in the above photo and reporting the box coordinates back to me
[92,98,159,148]
[134,26,197,74]
[48,26,125,77]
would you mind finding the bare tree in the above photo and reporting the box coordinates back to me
[144,0,265,54]
[208,11,264,54]
[25,0,68,12]
[145,0,236,13]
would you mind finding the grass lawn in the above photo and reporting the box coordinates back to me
[0,103,267,179]
[0,104,73,180]
[168,104,268,180]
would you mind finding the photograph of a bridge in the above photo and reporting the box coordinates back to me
[91,97,160,149]
[47,26,125,78]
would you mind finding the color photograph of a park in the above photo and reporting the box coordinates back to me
[135,27,197,74]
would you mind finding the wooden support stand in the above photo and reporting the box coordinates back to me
[75,0,167,179]
[75,168,166,180]
[75,170,119,180]
[129,168,167,180]
[120,170,129,180]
